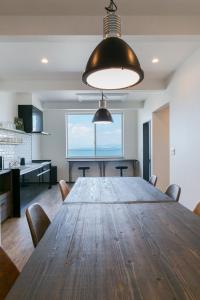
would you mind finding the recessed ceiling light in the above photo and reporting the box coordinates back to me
[41,57,48,64]
[152,57,159,64]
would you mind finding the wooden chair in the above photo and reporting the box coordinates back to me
[0,247,20,300]
[26,203,51,248]
[149,175,157,187]
[165,184,181,202]
[193,202,200,216]
[59,180,70,201]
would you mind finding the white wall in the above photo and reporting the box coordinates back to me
[138,92,169,176]
[0,92,42,160]
[41,109,68,181]
[31,94,42,160]
[138,47,200,210]
[0,92,18,123]
[123,110,138,159]
[41,108,138,181]
[167,47,200,210]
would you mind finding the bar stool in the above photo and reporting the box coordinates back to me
[78,166,90,177]
[115,166,128,177]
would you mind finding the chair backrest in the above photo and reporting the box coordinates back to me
[59,180,70,201]
[193,202,200,217]
[26,203,51,248]
[149,175,157,187]
[165,184,181,202]
[0,247,19,299]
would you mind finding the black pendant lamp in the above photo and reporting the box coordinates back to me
[92,93,113,124]
[82,0,144,90]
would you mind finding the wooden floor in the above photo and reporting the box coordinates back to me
[1,184,63,271]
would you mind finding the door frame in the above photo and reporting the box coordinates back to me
[143,121,151,181]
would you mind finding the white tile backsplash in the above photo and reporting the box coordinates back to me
[0,129,32,168]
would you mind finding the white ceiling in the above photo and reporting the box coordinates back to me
[0,35,199,103]
[35,90,154,103]
[0,0,200,16]
[0,36,199,81]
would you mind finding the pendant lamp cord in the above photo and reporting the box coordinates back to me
[105,0,117,13]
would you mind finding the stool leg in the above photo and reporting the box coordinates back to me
[83,169,86,177]
[120,169,123,177]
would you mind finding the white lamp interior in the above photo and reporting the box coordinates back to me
[86,68,140,89]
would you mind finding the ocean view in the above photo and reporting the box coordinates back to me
[68,147,122,157]
[67,114,123,158]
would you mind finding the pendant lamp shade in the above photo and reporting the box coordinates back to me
[92,108,113,124]
[83,37,144,90]
[92,93,113,124]
[82,0,144,90]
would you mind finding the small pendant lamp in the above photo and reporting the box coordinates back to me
[82,0,144,90]
[92,92,113,124]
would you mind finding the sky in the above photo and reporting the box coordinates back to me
[67,114,122,149]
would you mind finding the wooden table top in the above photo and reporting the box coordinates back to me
[6,202,200,300]
[65,177,173,203]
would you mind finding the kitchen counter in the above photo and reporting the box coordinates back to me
[0,162,50,176]
[0,169,11,175]
[67,158,138,182]
[20,161,50,176]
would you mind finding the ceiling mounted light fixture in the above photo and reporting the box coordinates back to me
[82,0,144,90]
[92,92,113,124]
[152,57,159,64]
[41,57,48,64]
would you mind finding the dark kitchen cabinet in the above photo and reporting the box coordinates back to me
[18,105,43,133]
[12,162,52,217]
[0,171,12,222]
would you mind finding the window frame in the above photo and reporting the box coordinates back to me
[66,112,124,158]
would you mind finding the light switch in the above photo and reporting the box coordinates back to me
[170,147,176,156]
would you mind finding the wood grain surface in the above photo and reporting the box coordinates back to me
[6,202,200,300]
[64,177,173,203]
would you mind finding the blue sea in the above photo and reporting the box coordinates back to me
[68,147,122,157]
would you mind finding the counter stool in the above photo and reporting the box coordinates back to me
[115,166,128,177]
[78,166,90,177]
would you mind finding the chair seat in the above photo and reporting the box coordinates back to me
[78,167,90,170]
[116,166,128,170]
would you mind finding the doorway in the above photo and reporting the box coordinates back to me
[152,105,170,191]
[143,121,151,181]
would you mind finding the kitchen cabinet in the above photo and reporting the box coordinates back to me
[18,105,43,133]
[12,161,52,217]
[0,171,12,222]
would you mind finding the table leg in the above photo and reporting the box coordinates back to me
[103,161,106,177]
[68,161,72,183]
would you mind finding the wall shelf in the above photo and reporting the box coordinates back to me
[0,142,22,145]
[0,127,30,135]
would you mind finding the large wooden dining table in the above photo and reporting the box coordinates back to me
[6,177,200,300]
[64,177,173,203]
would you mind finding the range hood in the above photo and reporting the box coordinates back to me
[18,105,49,135]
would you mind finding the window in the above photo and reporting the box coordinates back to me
[67,114,95,157]
[67,113,123,157]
